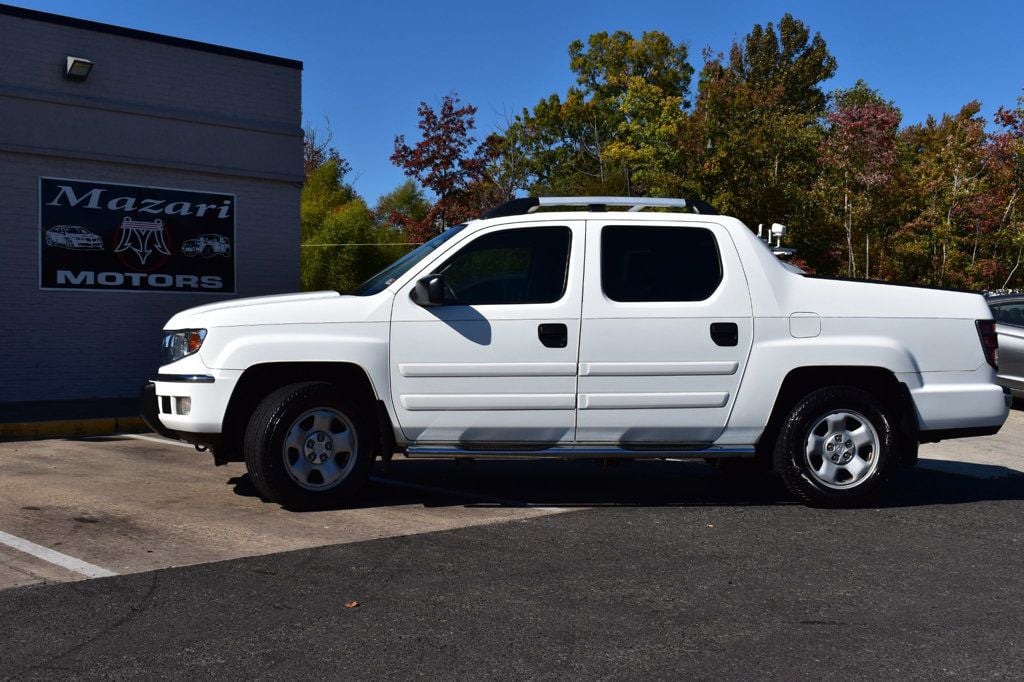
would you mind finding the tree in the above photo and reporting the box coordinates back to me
[301,158,356,241]
[719,13,836,115]
[990,96,1024,288]
[894,103,988,287]
[303,119,349,180]
[369,17,1024,291]
[817,81,901,277]
[374,180,431,236]
[300,148,409,293]
[391,93,484,239]
[505,30,694,197]
[690,15,836,249]
[462,132,527,214]
[569,30,693,108]
[301,198,407,293]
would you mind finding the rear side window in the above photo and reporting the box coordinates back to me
[601,226,722,302]
[438,226,571,305]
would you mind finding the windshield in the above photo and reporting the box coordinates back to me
[67,227,88,234]
[351,224,467,296]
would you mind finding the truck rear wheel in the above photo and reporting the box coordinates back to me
[773,386,897,507]
[243,381,373,509]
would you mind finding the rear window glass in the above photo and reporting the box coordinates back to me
[601,226,722,302]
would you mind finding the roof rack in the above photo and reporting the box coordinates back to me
[482,196,719,219]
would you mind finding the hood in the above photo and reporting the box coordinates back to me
[164,290,393,329]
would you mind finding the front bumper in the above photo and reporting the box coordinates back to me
[141,358,241,436]
[139,381,177,439]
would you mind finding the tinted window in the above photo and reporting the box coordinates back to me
[438,227,571,305]
[992,301,1024,327]
[601,226,722,302]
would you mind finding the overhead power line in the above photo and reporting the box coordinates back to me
[301,242,423,247]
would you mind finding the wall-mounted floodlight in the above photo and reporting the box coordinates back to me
[64,56,93,82]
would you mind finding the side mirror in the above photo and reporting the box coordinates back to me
[411,274,446,306]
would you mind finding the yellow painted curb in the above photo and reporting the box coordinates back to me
[0,416,147,441]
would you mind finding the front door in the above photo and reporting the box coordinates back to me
[390,220,584,445]
[576,219,753,444]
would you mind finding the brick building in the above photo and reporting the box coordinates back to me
[0,4,303,406]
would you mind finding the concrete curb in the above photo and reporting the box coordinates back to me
[0,417,147,441]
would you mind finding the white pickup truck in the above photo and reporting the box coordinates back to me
[140,196,1011,508]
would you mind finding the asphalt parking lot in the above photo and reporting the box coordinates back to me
[1,411,1022,678]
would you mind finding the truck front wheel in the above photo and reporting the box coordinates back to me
[243,381,373,509]
[773,386,898,507]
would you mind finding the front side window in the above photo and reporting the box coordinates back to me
[437,226,572,305]
[601,226,722,302]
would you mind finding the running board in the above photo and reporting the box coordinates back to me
[403,445,755,460]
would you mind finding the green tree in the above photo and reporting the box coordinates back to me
[989,95,1024,288]
[301,158,356,242]
[893,103,988,287]
[374,180,430,234]
[506,30,693,197]
[300,154,408,293]
[301,198,408,293]
[691,14,836,246]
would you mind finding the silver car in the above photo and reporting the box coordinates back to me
[987,294,1024,398]
[45,225,103,250]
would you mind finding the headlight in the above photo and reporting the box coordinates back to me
[160,329,206,365]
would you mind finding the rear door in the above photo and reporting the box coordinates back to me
[576,219,753,444]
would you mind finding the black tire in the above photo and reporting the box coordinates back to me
[243,381,374,509]
[773,386,898,507]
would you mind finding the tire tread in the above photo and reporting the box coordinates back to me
[773,385,898,508]
[243,381,372,508]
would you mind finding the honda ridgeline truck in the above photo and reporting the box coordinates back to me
[140,197,1011,508]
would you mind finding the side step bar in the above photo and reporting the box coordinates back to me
[404,445,755,460]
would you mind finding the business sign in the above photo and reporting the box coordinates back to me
[39,177,236,293]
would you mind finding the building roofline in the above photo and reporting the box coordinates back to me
[0,3,303,70]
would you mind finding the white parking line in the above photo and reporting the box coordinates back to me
[0,530,117,579]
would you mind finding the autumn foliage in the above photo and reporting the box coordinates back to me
[302,13,1024,293]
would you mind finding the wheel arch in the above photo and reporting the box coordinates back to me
[758,366,918,465]
[219,362,386,464]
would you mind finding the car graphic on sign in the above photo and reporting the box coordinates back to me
[45,225,104,250]
[182,234,232,258]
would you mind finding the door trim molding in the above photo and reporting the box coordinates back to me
[399,362,577,378]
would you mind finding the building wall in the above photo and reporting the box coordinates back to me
[0,8,303,402]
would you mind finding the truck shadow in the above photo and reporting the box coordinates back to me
[227,458,1024,511]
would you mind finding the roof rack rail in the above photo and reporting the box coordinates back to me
[482,196,719,219]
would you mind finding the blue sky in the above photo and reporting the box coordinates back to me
[14,0,1024,202]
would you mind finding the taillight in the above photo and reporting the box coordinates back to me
[976,320,998,370]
